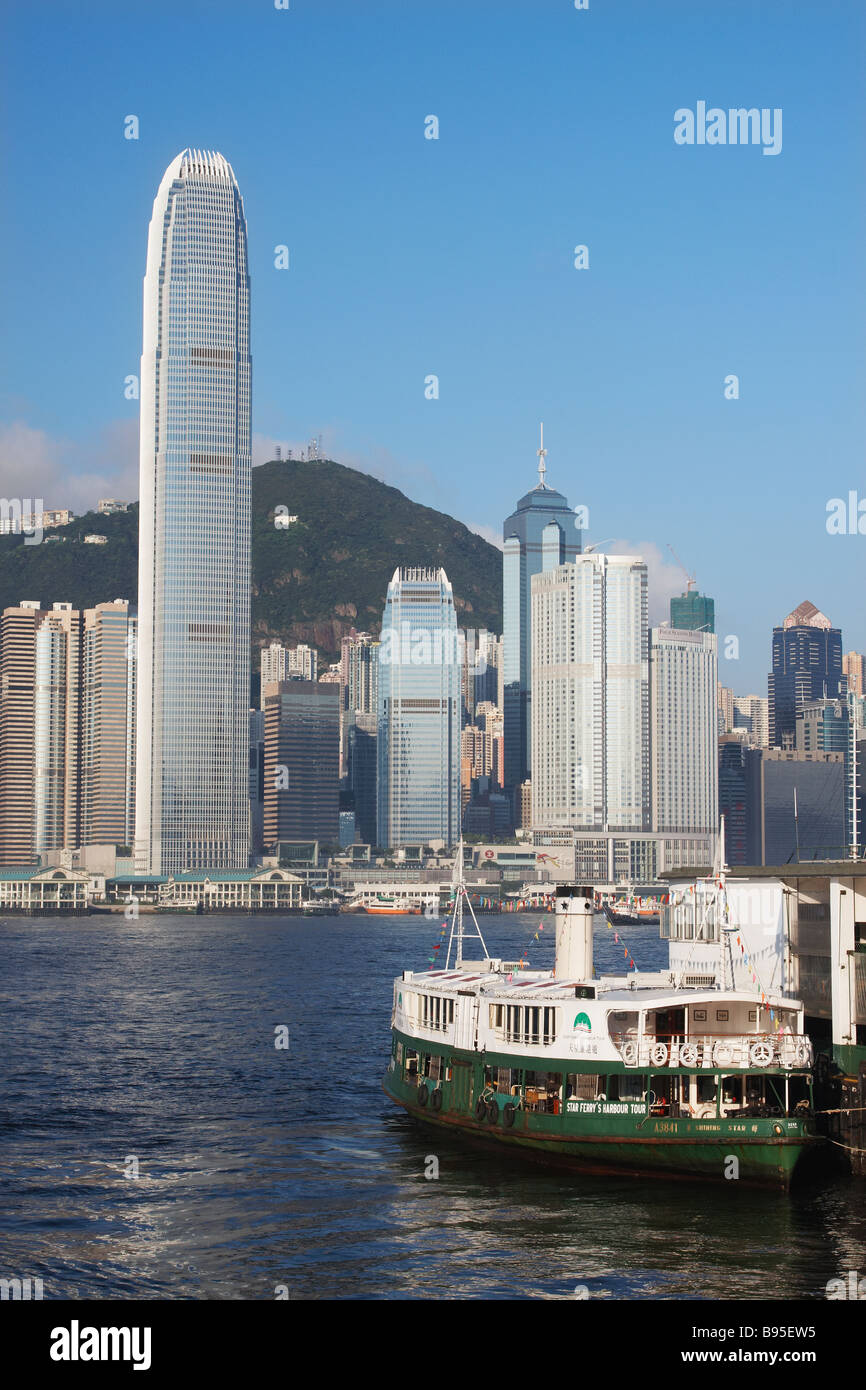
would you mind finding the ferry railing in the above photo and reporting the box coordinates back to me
[610,1031,813,1071]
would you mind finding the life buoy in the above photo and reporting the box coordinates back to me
[713,1042,735,1067]
[486,1100,498,1125]
[475,1098,487,1122]
[679,1043,699,1067]
[749,1041,774,1067]
[417,1083,429,1106]
[431,1087,443,1111]
[650,1042,669,1067]
[622,1042,638,1066]
[795,1041,810,1068]
[503,1103,516,1127]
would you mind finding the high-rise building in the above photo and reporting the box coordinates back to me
[502,428,581,792]
[262,681,340,846]
[80,601,137,848]
[249,709,265,857]
[843,650,865,696]
[34,604,81,857]
[135,149,251,873]
[259,641,318,696]
[717,684,734,736]
[531,554,649,833]
[670,589,714,633]
[649,628,718,835]
[377,567,460,848]
[340,630,378,778]
[347,711,377,846]
[733,694,770,748]
[768,601,842,749]
[0,601,47,864]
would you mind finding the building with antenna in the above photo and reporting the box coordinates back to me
[502,426,581,803]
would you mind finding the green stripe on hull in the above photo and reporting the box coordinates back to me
[384,1028,823,1188]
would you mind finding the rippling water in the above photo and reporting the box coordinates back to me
[1,912,864,1300]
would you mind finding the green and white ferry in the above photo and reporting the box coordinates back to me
[383,865,823,1187]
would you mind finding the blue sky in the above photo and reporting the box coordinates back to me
[1,0,864,690]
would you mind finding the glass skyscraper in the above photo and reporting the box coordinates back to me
[135,150,251,873]
[377,567,460,848]
[502,433,581,794]
[768,601,842,749]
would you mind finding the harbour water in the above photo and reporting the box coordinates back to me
[1,912,865,1300]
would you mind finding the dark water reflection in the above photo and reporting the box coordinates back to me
[0,913,864,1299]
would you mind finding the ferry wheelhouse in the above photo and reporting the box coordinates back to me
[383,877,822,1187]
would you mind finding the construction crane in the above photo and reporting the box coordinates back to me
[667,543,696,593]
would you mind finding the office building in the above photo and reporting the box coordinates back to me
[502,427,581,792]
[377,567,460,848]
[650,628,718,835]
[135,149,251,873]
[263,680,340,846]
[768,601,842,748]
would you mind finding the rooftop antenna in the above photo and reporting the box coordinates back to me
[536,422,548,488]
[445,837,489,968]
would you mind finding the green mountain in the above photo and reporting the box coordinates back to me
[0,459,503,660]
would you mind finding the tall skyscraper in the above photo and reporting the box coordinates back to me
[531,553,649,832]
[377,567,460,848]
[340,630,379,779]
[670,589,714,633]
[34,604,81,857]
[768,601,842,749]
[80,601,137,848]
[649,628,718,834]
[502,427,581,792]
[262,681,340,847]
[0,601,47,863]
[135,150,251,873]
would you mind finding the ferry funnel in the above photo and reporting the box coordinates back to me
[555,884,594,980]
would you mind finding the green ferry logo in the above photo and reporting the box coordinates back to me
[573,1011,592,1033]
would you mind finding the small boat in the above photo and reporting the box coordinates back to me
[361,895,421,915]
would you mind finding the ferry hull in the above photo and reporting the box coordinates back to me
[383,1041,822,1189]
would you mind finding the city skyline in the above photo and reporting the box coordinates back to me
[2,2,865,694]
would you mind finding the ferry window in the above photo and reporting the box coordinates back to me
[426,1054,443,1081]
[748,1010,757,1023]
[495,1067,517,1093]
[696,1076,716,1103]
[721,1075,744,1109]
[716,1010,729,1023]
[567,1073,600,1100]
[404,1049,419,1080]
[395,1041,403,1063]
[619,1075,645,1101]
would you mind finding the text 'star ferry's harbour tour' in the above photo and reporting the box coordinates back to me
[384,863,822,1187]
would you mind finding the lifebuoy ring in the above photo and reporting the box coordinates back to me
[749,1041,774,1067]
[650,1042,669,1067]
[486,1100,498,1125]
[431,1087,443,1111]
[679,1043,699,1067]
[622,1042,638,1066]
[795,1041,810,1068]
[475,1098,487,1122]
[503,1103,516,1127]
[417,1083,429,1106]
[713,1042,735,1067]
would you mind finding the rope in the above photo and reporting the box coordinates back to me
[826,1137,866,1155]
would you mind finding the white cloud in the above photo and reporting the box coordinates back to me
[0,419,139,515]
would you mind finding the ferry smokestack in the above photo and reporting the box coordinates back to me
[555,884,594,981]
